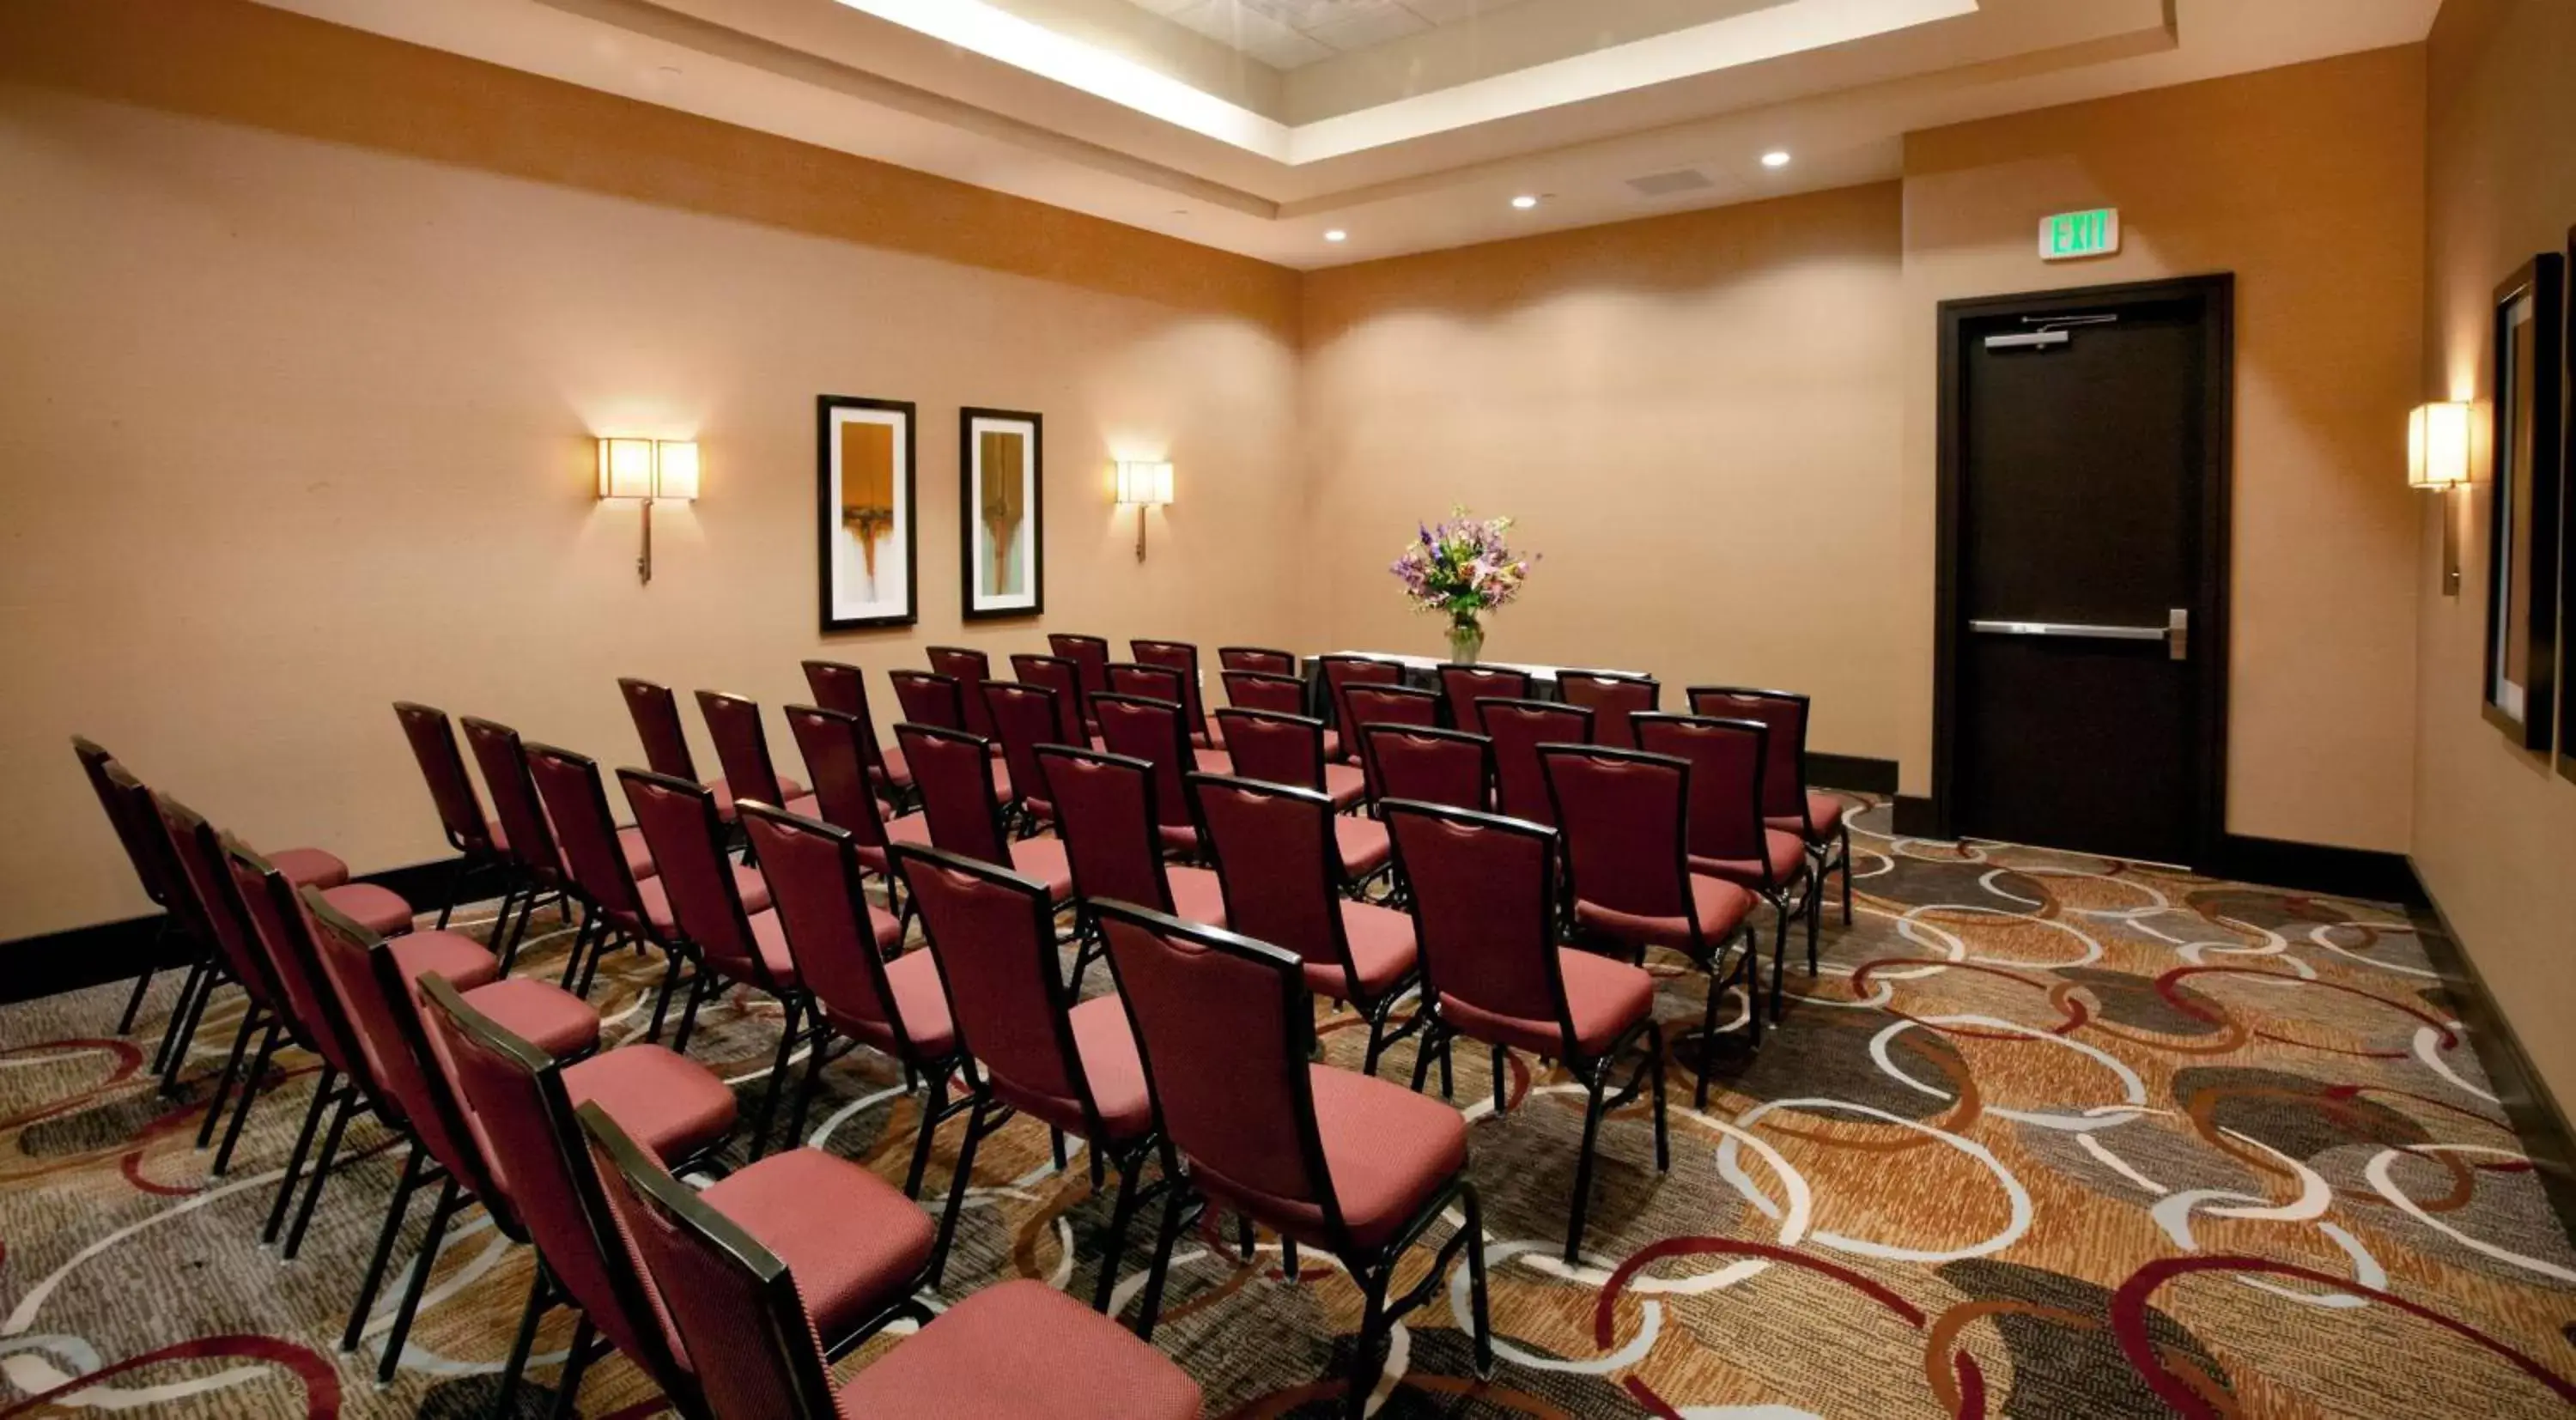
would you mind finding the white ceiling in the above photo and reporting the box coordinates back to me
[251,0,2443,270]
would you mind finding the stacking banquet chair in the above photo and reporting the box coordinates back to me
[783,703,930,915]
[800,658,914,810]
[422,974,938,1417]
[1481,697,1593,826]
[896,845,1165,1302]
[1097,901,1491,1417]
[1690,685,1853,930]
[1344,683,1445,807]
[892,723,1074,907]
[1222,667,1313,721]
[1048,632,1115,732]
[1558,671,1660,750]
[1358,724,1492,816]
[1188,774,1421,1075]
[1382,800,1668,1263]
[1218,646,1297,677]
[620,677,805,823]
[1105,660,1194,723]
[1092,691,1230,856]
[73,737,186,1035]
[1130,639,1219,747]
[1637,713,1814,1020]
[889,667,965,731]
[460,715,592,970]
[1437,664,1532,733]
[1540,743,1763,1105]
[1010,652,1095,743]
[926,646,1001,739]
[738,800,960,1191]
[698,689,821,825]
[580,1101,1203,1420]
[1316,654,1404,763]
[1215,707,1366,811]
[983,679,1073,834]
[391,705,514,930]
[1039,746,1230,942]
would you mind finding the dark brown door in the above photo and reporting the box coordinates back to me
[1935,276,2232,866]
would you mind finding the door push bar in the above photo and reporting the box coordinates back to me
[1970,609,2190,660]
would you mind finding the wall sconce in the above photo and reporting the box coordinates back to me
[2408,402,2470,596]
[598,438,699,584]
[1114,459,1174,561]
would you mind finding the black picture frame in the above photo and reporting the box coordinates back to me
[2562,226,2576,785]
[2482,255,2562,751]
[959,407,1044,621]
[816,395,918,632]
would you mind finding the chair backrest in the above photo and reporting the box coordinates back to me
[100,765,206,944]
[1383,801,1573,1047]
[1092,694,1197,830]
[1687,687,1811,823]
[1635,713,1772,869]
[462,716,562,878]
[887,670,966,732]
[1129,640,1209,740]
[526,743,649,919]
[1188,775,1349,984]
[618,678,700,782]
[417,975,684,1388]
[738,804,920,1059]
[1218,646,1297,677]
[1558,672,1660,750]
[1359,725,1492,812]
[697,690,790,809]
[1093,903,1340,1233]
[892,723,1009,865]
[1317,656,1402,750]
[982,681,1067,809]
[154,793,283,1009]
[799,661,892,778]
[224,834,368,1082]
[1480,698,1594,826]
[1344,683,1443,735]
[1438,664,1532,732]
[1036,747,1176,914]
[579,1103,839,1420]
[389,707,495,857]
[1222,671,1307,716]
[1048,634,1114,718]
[1540,745,1696,925]
[781,705,895,847]
[1106,661,1188,709]
[1009,653,1091,742]
[894,847,1101,1131]
[73,738,172,907]
[619,770,775,986]
[925,647,998,737]
[1212,710,1325,792]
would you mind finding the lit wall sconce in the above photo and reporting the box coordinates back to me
[2408,402,2470,596]
[1114,459,1174,562]
[598,438,700,584]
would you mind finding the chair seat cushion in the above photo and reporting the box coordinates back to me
[1321,731,1343,763]
[1692,828,1811,892]
[1767,792,1847,841]
[322,883,413,938]
[633,864,773,936]
[1156,822,1202,854]
[1194,749,1233,779]
[705,1146,934,1346]
[853,813,934,874]
[872,747,914,792]
[832,1279,1201,1420]
[1439,950,1654,1059]
[616,824,659,882]
[1575,873,1757,956]
[1303,901,1415,1004]
[708,776,809,822]
[1005,837,1076,904]
[562,1044,738,1163]
[1196,1065,1467,1253]
[1165,865,1227,929]
[1334,816,1392,880]
[988,994,1152,1143]
[269,847,350,890]
[835,948,957,1061]
[390,929,501,992]
[1321,763,1367,812]
[459,975,602,1059]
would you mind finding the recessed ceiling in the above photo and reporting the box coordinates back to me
[1121,0,1536,72]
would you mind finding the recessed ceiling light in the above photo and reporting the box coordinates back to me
[1324,229,1348,243]
[1511,194,1540,209]
[1761,150,1793,169]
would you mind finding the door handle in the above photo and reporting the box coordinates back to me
[1968,619,2169,642]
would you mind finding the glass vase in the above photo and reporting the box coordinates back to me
[1446,615,1485,665]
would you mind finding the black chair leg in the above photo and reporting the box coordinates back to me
[643,950,685,1041]
[745,996,804,1161]
[1133,1173,1189,1341]
[434,854,471,931]
[1407,1022,1441,1094]
[1492,1044,1509,1114]
[1564,1071,1610,1265]
[343,1144,428,1350]
[1346,1265,1390,1419]
[196,1005,263,1150]
[1805,873,1821,976]
[1840,823,1854,924]
[283,1089,360,1259]
[264,1069,337,1243]
[376,1175,465,1383]
[548,1316,598,1420]
[670,971,715,1055]
[149,958,204,1075]
[1769,896,1791,1023]
[1359,1007,1388,1078]
[1647,1026,1670,1171]
[1091,1151,1145,1314]
[782,1028,833,1152]
[157,965,217,1094]
[927,1095,990,1289]
[902,1071,950,1200]
[491,1261,549,1420]
[116,921,173,1035]
[211,1020,283,1175]
[1694,964,1723,1112]
[1460,1182,1495,1378]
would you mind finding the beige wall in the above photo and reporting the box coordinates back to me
[2415,0,2576,1107]
[1299,184,1909,764]
[1899,48,2428,851]
[0,0,1309,941]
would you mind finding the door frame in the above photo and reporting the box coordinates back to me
[1929,272,2236,868]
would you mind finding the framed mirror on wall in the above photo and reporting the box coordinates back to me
[2483,253,2561,753]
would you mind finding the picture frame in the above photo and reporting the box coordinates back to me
[2482,254,2561,751]
[817,395,918,632]
[960,407,1044,620]
[2564,225,2576,785]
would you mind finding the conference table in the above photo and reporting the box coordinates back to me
[1297,649,1649,723]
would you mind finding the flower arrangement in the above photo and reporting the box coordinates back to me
[1388,507,1536,662]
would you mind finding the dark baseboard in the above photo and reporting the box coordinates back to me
[1891,794,1942,838]
[2213,834,2427,907]
[1810,753,1899,795]
[0,856,463,1006]
[2409,883,2576,1247]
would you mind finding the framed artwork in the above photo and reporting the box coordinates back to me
[961,407,1043,620]
[817,395,918,631]
[2564,226,2576,784]
[2482,255,2562,750]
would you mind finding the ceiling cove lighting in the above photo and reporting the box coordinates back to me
[1761,150,1793,169]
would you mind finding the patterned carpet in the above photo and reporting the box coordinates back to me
[4,795,2573,1417]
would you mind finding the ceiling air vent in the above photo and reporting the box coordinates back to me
[1626,168,1715,197]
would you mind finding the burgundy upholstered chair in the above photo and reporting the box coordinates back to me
[580,1101,1201,1420]
[1437,664,1532,732]
[461,715,583,969]
[619,677,799,822]
[1106,659,1188,711]
[1637,713,1813,1023]
[1316,654,1404,764]
[1223,666,1313,720]
[1480,697,1594,826]
[1558,671,1660,750]
[524,742,727,1029]
[1049,633,1115,731]
[1010,652,1094,743]
[1095,901,1491,1417]
[782,703,930,908]
[926,646,1001,739]
[1344,682,1443,738]
[1383,800,1667,1263]
[1092,692,1228,855]
[1037,746,1229,935]
[1358,724,1492,815]
[891,723,1072,904]
[739,800,956,1191]
[799,659,914,808]
[1214,708,1365,811]
[696,689,818,823]
[1540,744,1762,1103]
[895,845,1161,1303]
[888,668,968,733]
[983,679,1072,829]
[156,798,316,1176]
[391,705,510,929]
[1218,646,1298,677]
[1187,774,1419,1074]
[1130,639,1218,747]
[1690,686,1852,931]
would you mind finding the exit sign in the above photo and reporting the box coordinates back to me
[2040,208,2121,260]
